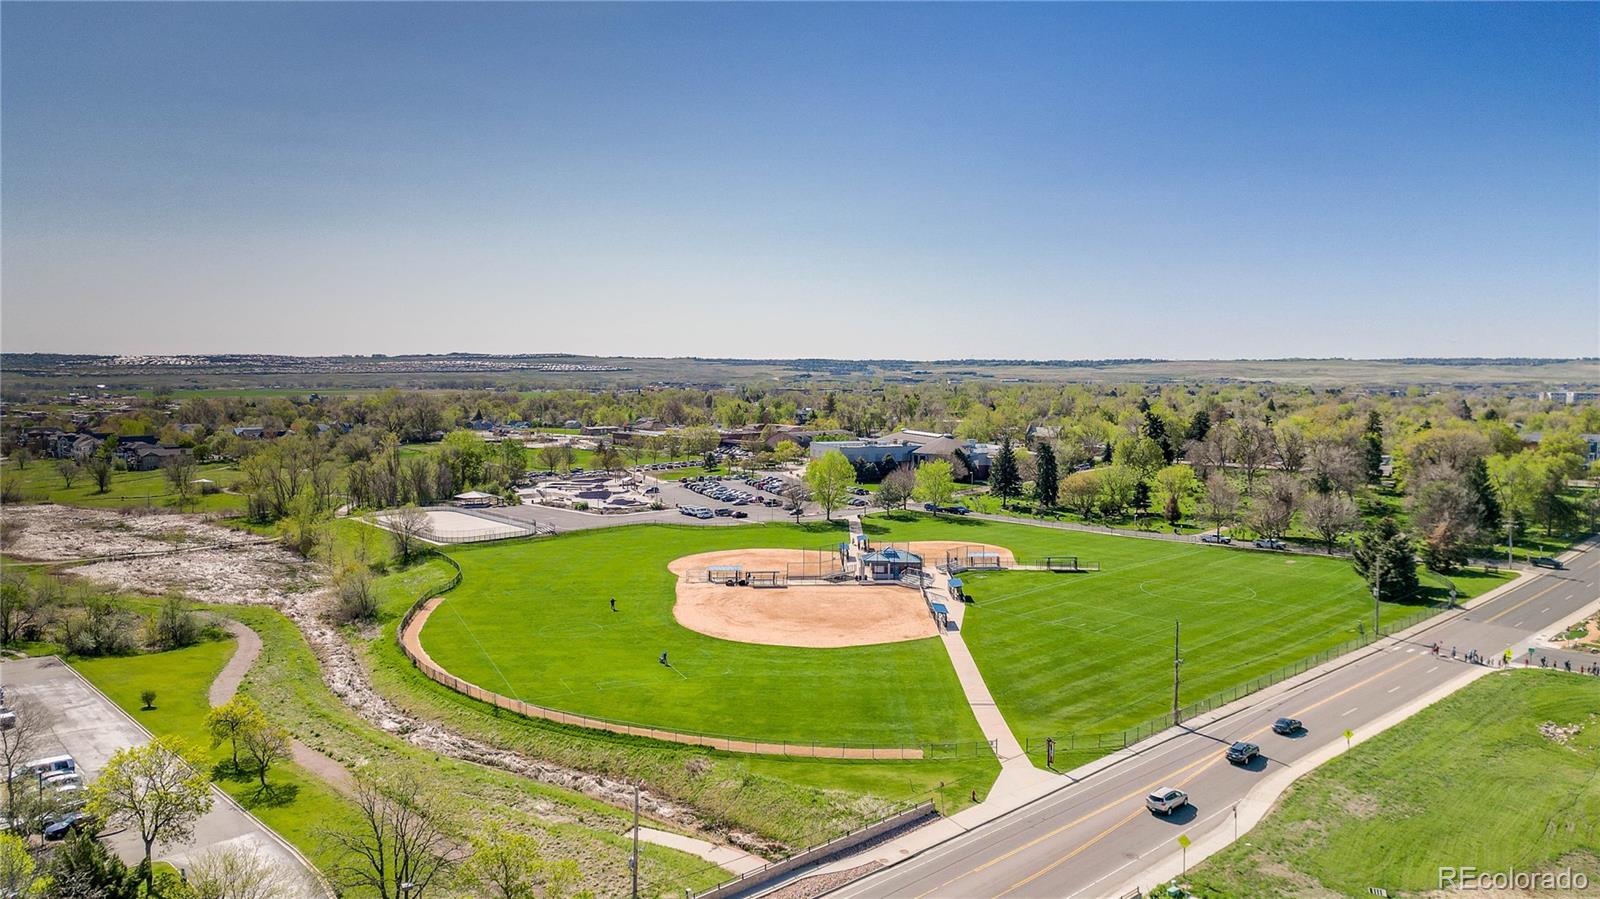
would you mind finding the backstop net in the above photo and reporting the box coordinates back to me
[786,543,850,582]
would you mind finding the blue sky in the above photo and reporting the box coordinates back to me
[3,2,1596,359]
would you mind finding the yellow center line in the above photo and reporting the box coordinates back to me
[984,654,1423,898]
[1480,582,1561,625]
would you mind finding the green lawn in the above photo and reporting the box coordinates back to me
[420,522,986,748]
[1187,671,1600,898]
[8,460,247,514]
[862,513,1511,763]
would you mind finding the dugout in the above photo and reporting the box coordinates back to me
[860,547,923,582]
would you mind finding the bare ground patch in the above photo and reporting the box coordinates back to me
[0,503,259,561]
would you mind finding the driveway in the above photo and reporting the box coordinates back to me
[0,657,326,897]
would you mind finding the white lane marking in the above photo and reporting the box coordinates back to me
[1406,647,1416,653]
[1341,706,1358,716]
[1387,686,1401,694]
[1426,666,1439,673]
[1542,608,1550,613]
[1511,620,1522,628]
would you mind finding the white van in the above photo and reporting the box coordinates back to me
[15,755,76,779]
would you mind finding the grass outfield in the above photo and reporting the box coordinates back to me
[1186,671,1600,898]
[863,513,1511,758]
[420,522,988,747]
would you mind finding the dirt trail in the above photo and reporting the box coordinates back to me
[46,505,750,846]
[211,620,354,792]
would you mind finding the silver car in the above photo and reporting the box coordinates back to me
[1146,787,1189,816]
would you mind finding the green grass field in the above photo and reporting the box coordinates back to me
[862,513,1511,760]
[1187,671,1600,898]
[7,460,247,514]
[420,522,987,748]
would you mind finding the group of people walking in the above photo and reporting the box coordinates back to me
[1428,641,1599,675]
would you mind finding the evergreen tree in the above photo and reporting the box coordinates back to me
[1465,457,1503,535]
[1143,409,1173,463]
[1186,409,1211,442]
[1132,480,1152,522]
[1101,441,1114,464]
[1032,442,1059,509]
[1362,410,1385,484]
[992,436,1021,509]
[1351,516,1420,601]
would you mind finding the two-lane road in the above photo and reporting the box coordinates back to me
[829,546,1598,898]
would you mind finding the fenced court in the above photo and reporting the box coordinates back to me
[376,507,548,544]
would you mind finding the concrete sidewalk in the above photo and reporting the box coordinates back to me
[630,827,767,876]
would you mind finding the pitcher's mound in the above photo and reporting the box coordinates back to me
[668,548,934,648]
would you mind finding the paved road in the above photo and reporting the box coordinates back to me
[1,657,326,897]
[827,544,1599,899]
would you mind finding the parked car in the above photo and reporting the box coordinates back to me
[1253,538,1287,550]
[1145,787,1189,816]
[714,508,732,517]
[1531,556,1563,569]
[848,498,867,507]
[43,812,89,841]
[1201,533,1232,545]
[1272,717,1303,736]
[1225,741,1260,765]
[924,503,938,511]
[732,510,748,519]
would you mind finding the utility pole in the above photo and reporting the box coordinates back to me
[1507,517,1515,568]
[1372,551,1382,641]
[631,786,641,899]
[1172,619,1183,725]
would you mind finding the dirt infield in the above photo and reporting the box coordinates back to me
[665,542,1012,649]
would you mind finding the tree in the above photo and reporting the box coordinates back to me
[1464,457,1503,535]
[1308,438,1364,497]
[43,829,139,899]
[1249,473,1299,539]
[88,735,215,892]
[1058,469,1102,517]
[187,845,296,899]
[162,452,200,508]
[1275,425,1308,474]
[771,440,806,465]
[1200,472,1240,536]
[457,824,580,899]
[1032,443,1059,510]
[1164,491,1182,528]
[240,718,291,789]
[1096,464,1138,518]
[913,459,957,510]
[153,594,202,649]
[322,772,461,899]
[1131,480,1152,524]
[0,697,48,826]
[1231,420,1275,492]
[57,459,82,489]
[1116,436,1165,481]
[140,689,157,710]
[0,833,41,899]
[990,437,1021,509]
[803,450,857,521]
[876,466,915,512]
[593,443,623,472]
[85,437,119,494]
[207,696,264,771]
[1304,491,1359,552]
[0,572,47,647]
[387,505,434,564]
[1351,517,1419,601]
[1409,479,1482,573]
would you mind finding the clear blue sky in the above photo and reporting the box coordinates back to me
[3,2,1596,359]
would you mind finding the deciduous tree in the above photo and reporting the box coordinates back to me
[804,450,857,521]
[88,736,215,893]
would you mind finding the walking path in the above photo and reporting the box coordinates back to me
[212,620,354,792]
[918,563,1054,798]
[628,827,767,876]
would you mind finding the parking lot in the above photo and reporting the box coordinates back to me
[0,657,323,896]
[488,470,821,531]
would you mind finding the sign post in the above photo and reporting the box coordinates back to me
[1343,728,1353,748]
[1177,834,1191,873]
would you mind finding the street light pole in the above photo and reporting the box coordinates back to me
[631,786,641,899]
[1172,619,1183,725]
[1372,552,1382,641]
